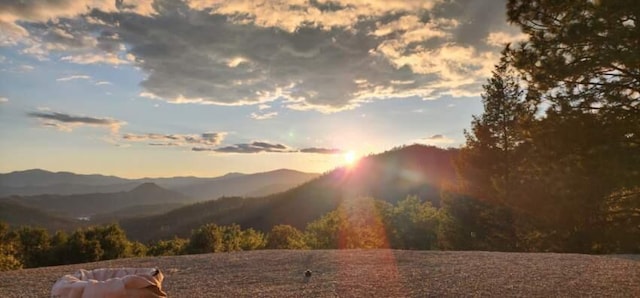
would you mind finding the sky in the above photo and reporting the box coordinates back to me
[0,0,526,178]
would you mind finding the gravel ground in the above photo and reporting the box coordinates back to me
[1,250,638,297]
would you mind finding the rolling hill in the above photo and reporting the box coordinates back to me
[0,200,80,231]
[1,183,189,220]
[121,145,459,242]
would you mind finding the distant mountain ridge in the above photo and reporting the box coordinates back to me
[1,183,188,220]
[122,144,460,242]
[0,169,319,200]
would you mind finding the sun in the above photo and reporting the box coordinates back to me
[344,150,357,165]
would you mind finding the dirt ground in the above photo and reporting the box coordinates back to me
[1,250,638,297]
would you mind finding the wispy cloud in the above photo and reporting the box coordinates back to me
[61,53,132,65]
[95,81,112,85]
[0,97,8,103]
[418,134,456,146]
[250,111,278,120]
[27,110,125,133]
[205,141,295,154]
[193,141,342,154]
[56,75,91,82]
[299,147,343,154]
[122,132,227,147]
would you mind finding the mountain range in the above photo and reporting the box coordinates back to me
[121,145,459,242]
[0,145,460,242]
[0,168,319,229]
[0,169,318,200]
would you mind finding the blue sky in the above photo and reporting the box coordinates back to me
[0,0,525,178]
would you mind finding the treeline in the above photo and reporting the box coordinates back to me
[453,0,640,253]
[0,195,458,271]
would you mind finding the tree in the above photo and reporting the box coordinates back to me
[508,0,640,115]
[48,231,69,266]
[305,197,388,249]
[83,224,134,260]
[506,0,640,252]
[66,231,103,264]
[386,196,439,250]
[267,225,308,249]
[0,222,22,271]
[187,224,224,254]
[14,227,50,268]
[457,48,536,206]
[453,49,537,251]
[438,193,518,251]
[148,238,188,256]
[240,228,266,251]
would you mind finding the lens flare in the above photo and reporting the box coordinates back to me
[344,150,356,165]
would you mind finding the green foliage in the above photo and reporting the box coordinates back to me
[449,0,640,253]
[148,237,188,256]
[305,197,389,249]
[385,196,440,250]
[437,194,517,251]
[0,222,22,271]
[267,225,308,249]
[14,226,51,268]
[65,230,104,264]
[598,188,640,253]
[240,228,266,251]
[83,224,133,260]
[186,223,265,254]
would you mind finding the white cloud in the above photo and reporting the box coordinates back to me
[4,0,519,112]
[0,97,8,103]
[250,111,278,120]
[61,53,130,65]
[56,75,91,82]
[486,31,529,47]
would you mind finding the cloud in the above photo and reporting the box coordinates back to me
[193,141,343,154]
[195,141,295,154]
[299,147,342,154]
[56,75,91,82]
[250,111,278,120]
[1,64,35,73]
[419,134,456,146]
[122,132,227,147]
[5,0,519,112]
[95,81,112,85]
[61,53,132,65]
[27,111,125,133]
[0,97,8,103]
[486,31,528,47]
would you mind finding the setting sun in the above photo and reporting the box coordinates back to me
[344,151,357,165]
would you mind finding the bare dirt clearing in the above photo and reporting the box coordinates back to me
[1,250,638,297]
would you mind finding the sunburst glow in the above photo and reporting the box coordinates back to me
[344,150,357,165]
